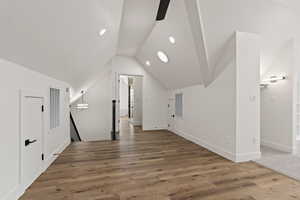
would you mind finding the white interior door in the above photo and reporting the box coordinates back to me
[21,95,44,188]
[168,98,175,131]
[132,77,143,126]
[130,86,134,119]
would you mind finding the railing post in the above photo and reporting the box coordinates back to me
[111,100,117,140]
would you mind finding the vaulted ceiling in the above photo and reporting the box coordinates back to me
[136,0,202,89]
[198,0,298,76]
[117,0,161,56]
[136,0,300,88]
[0,0,124,91]
[0,0,299,94]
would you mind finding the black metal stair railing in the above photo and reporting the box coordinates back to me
[111,100,117,141]
[70,113,82,142]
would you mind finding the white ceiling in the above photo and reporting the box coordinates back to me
[199,0,298,76]
[136,0,300,88]
[136,0,202,89]
[0,0,124,92]
[0,0,299,92]
[117,0,160,56]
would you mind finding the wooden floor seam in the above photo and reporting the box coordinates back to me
[20,119,300,200]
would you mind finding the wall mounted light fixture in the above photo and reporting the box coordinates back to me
[260,75,287,88]
[77,90,89,110]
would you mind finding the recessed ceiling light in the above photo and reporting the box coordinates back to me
[169,36,176,44]
[157,51,169,63]
[99,28,107,36]
[145,60,151,66]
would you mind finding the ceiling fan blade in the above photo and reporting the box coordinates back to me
[156,0,171,21]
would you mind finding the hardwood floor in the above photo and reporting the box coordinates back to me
[21,119,300,200]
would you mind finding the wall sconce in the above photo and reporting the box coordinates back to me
[260,75,287,88]
[76,90,89,110]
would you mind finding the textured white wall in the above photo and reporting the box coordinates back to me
[169,60,237,161]
[261,40,296,153]
[112,56,168,131]
[169,32,261,162]
[235,32,261,161]
[71,70,112,141]
[0,58,70,200]
[71,56,168,141]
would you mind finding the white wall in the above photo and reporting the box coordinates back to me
[169,61,237,161]
[0,58,70,200]
[235,32,261,161]
[261,40,296,153]
[112,56,168,131]
[71,56,168,141]
[119,76,129,117]
[169,32,260,162]
[0,0,125,97]
[71,69,112,141]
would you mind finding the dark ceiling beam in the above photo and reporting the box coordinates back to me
[156,0,171,21]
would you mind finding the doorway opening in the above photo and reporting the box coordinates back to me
[118,75,143,139]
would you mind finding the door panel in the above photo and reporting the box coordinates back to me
[130,87,134,119]
[132,77,142,126]
[22,96,43,187]
[168,98,175,131]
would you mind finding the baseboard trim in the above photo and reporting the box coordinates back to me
[2,140,70,200]
[129,120,142,126]
[171,129,236,162]
[143,126,168,131]
[144,129,168,132]
[43,140,70,172]
[261,140,294,153]
[1,185,22,200]
[235,152,261,162]
[171,129,261,163]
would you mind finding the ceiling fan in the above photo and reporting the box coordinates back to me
[156,0,171,21]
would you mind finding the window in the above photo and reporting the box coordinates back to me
[50,88,60,129]
[175,93,183,117]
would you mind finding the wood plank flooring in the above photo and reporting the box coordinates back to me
[20,119,300,200]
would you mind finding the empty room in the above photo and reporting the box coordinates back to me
[2,0,300,200]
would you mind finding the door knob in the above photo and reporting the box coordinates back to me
[25,139,37,146]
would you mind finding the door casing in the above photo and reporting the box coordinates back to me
[116,74,143,132]
[168,98,175,132]
[20,89,46,189]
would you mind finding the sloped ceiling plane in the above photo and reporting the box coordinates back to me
[0,0,298,97]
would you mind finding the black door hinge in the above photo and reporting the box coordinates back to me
[41,105,44,112]
[42,153,44,161]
